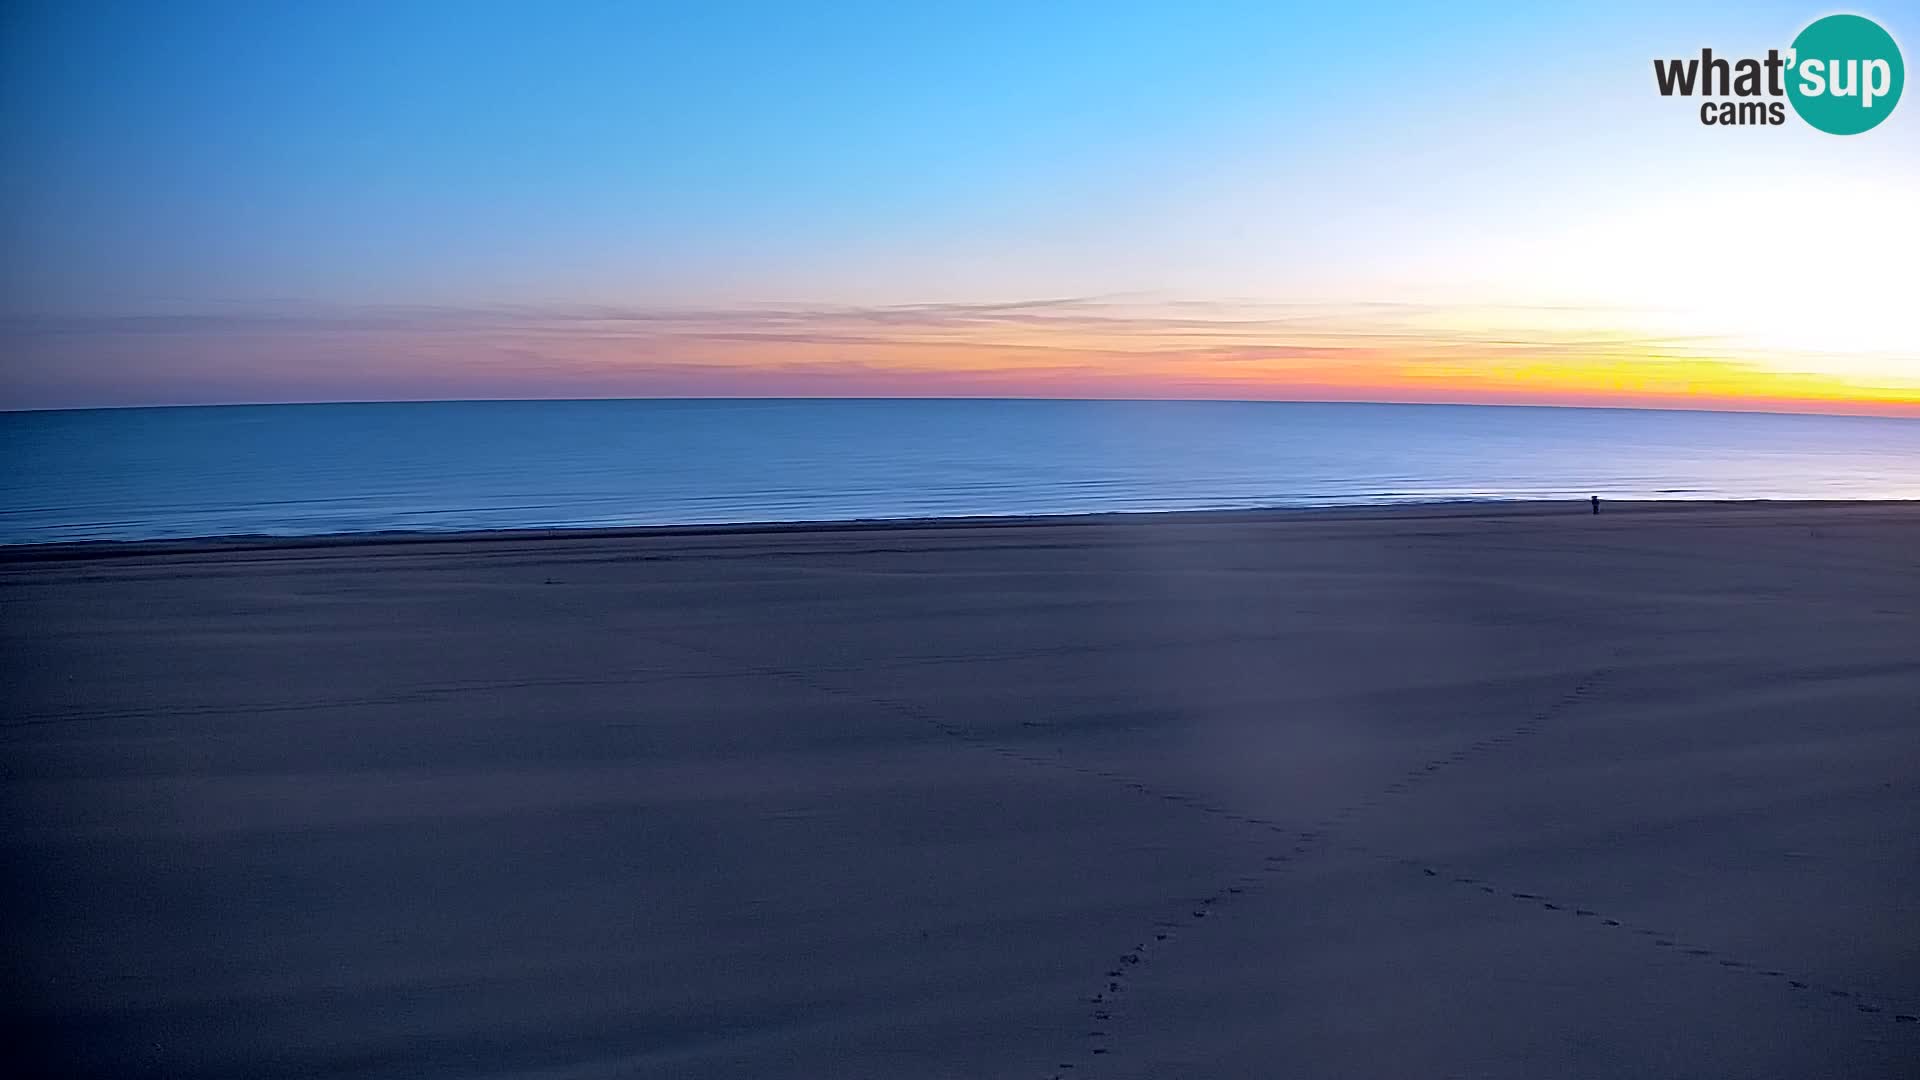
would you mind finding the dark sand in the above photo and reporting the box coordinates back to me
[4,502,1917,1078]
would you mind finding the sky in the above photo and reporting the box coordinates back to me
[2,0,1917,413]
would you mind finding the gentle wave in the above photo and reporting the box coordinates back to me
[2,399,1916,544]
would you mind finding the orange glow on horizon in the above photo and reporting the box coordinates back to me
[5,299,1916,416]
[530,300,1920,417]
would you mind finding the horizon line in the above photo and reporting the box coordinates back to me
[6,393,1917,423]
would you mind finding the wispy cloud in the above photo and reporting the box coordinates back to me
[3,297,1915,415]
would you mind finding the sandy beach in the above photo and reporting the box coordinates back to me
[4,501,1917,1078]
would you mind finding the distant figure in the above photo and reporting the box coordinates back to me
[1591,495,1600,515]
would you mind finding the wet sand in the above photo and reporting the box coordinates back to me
[4,501,1918,1078]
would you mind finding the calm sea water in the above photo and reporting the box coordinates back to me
[1,399,1915,544]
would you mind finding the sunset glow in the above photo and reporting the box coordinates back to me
[2,2,1915,415]
[9,299,1913,415]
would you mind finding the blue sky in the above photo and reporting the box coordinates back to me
[2,1,1916,410]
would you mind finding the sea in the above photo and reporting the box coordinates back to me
[1,399,1915,544]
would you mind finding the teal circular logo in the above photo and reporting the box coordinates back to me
[1787,14,1904,134]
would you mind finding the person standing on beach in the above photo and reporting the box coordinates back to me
[1591,496,1601,515]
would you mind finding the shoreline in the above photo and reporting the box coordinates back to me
[8,492,1917,1076]
[2,496,1914,563]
